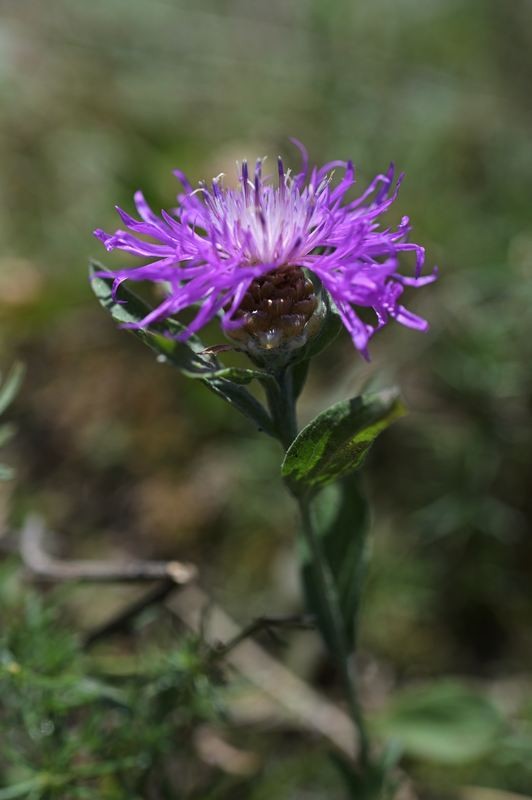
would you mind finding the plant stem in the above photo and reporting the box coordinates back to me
[278,365,298,444]
[265,362,371,770]
[263,365,298,448]
[297,494,370,768]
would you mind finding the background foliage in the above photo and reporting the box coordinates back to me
[1,0,532,797]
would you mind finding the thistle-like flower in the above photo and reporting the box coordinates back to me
[94,141,436,359]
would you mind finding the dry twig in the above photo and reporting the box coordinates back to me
[20,515,196,584]
[19,514,357,759]
[168,584,358,758]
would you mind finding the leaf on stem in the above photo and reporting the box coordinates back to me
[301,475,369,650]
[90,263,276,436]
[282,388,406,492]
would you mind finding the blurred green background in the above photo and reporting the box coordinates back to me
[1,0,532,797]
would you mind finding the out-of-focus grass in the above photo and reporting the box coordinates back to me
[1,0,532,796]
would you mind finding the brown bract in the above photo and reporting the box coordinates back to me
[227,266,322,351]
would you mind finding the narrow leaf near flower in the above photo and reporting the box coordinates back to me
[93,141,436,359]
[90,268,278,436]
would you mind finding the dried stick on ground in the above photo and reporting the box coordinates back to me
[82,578,178,647]
[20,515,196,584]
[19,515,357,759]
[19,515,197,645]
[215,613,315,655]
[168,584,358,759]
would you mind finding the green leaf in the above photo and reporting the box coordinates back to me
[301,475,369,650]
[375,680,505,764]
[206,377,276,436]
[282,388,406,492]
[0,777,44,800]
[0,463,15,481]
[0,363,24,416]
[90,262,220,373]
[90,263,276,435]
[0,423,16,448]
[43,676,129,710]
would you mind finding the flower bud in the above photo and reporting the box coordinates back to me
[225,267,325,354]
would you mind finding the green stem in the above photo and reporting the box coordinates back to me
[297,494,370,769]
[263,365,298,448]
[265,362,371,771]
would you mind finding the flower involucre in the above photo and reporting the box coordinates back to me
[94,141,436,358]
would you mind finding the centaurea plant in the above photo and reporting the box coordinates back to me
[92,141,436,797]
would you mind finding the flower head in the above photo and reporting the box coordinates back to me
[94,141,436,359]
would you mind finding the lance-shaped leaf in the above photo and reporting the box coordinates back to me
[90,264,276,436]
[205,377,276,435]
[301,475,370,651]
[282,388,406,492]
[0,363,24,482]
[90,263,249,379]
[0,363,25,416]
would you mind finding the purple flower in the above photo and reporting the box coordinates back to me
[94,141,436,359]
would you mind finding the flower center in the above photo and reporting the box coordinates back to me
[226,266,323,351]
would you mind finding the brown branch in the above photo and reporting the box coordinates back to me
[215,613,315,656]
[168,584,358,759]
[18,515,357,758]
[20,515,197,584]
[82,578,178,648]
